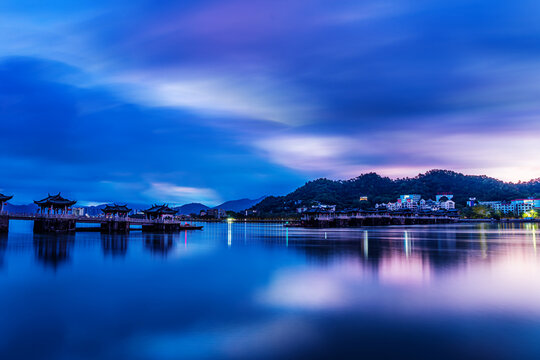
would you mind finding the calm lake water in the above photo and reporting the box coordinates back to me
[1,221,540,359]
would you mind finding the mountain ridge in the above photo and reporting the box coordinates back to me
[212,196,266,212]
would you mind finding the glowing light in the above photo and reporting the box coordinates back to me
[363,230,369,258]
[227,221,232,247]
[479,224,487,258]
[533,226,537,254]
[404,231,411,258]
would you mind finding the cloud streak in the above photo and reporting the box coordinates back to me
[146,182,222,206]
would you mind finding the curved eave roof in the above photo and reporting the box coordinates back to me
[144,209,177,215]
[0,194,13,202]
[102,204,132,213]
[143,204,177,215]
[34,200,77,206]
[34,193,76,206]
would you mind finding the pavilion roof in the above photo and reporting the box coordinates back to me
[34,193,77,207]
[143,204,177,215]
[0,193,13,202]
[102,204,132,213]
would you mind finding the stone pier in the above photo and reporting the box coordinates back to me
[142,223,184,233]
[100,220,130,234]
[0,215,8,233]
[34,218,76,233]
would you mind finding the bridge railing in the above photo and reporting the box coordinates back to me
[4,213,190,224]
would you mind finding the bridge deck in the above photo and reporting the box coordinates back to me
[4,214,188,226]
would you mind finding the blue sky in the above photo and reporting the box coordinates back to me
[1,0,539,205]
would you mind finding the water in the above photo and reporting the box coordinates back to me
[1,221,540,360]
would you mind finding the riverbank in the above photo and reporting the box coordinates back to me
[460,218,539,223]
[192,218,293,223]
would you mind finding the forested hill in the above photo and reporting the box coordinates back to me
[253,170,540,215]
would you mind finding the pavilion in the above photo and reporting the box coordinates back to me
[143,204,177,220]
[34,193,77,215]
[102,204,131,218]
[0,193,13,213]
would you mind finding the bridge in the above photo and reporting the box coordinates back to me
[0,213,203,234]
[7,213,169,224]
[299,212,460,227]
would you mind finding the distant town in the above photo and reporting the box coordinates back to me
[296,193,539,225]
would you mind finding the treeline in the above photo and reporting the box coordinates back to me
[253,170,540,215]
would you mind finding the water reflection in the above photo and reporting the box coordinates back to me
[33,234,74,269]
[144,233,175,256]
[526,223,537,254]
[0,222,539,360]
[260,224,540,314]
[261,223,540,279]
[227,219,233,247]
[0,234,7,268]
[101,234,128,257]
[127,222,540,277]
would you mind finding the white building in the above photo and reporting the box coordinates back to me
[379,194,454,212]
[439,199,455,210]
[476,198,540,214]
[318,204,336,212]
[512,199,540,214]
[72,207,85,216]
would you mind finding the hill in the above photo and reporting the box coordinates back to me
[253,170,540,215]
[4,203,38,214]
[81,203,151,216]
[214,197,266,212]
[174,203,210,215]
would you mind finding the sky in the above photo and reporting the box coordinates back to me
[1,0,539,205]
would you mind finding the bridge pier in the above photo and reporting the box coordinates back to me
[0,215,8,233]
[100,220,130,234]
[34,218,76,234]
[142,223,178,233]
[142,223,193,233]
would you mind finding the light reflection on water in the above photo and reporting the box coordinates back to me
[0,221,540,359]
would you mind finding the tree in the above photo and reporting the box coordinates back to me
[252,170,539,217]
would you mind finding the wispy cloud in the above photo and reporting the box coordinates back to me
[146,182,221,206]
[255,131,540,182]
[254,135,358,175]
[110,70,315,125]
